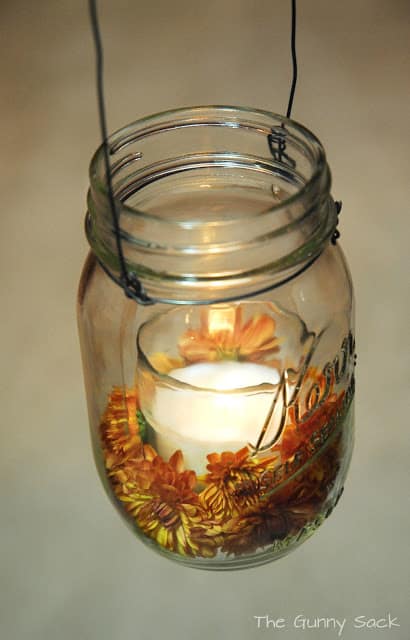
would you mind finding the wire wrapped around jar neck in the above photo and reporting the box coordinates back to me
[86,106,338,305]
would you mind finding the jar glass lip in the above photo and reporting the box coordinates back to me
[89,104,328,225]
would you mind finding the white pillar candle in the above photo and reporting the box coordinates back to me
[149,360,282,474]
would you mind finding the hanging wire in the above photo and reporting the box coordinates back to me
[286,0,298,119]
[88,0,152,304]
[267,0,297,164]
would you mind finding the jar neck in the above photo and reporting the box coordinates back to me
[86,106,337,303]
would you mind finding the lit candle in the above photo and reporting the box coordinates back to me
[149,360,282,474]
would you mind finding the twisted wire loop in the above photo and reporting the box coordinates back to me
[267,0,297,164]
[88,0,341,305]
[267,126,296,168]
[268,1,342,246]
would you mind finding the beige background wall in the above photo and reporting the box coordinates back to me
[1,1,409,639]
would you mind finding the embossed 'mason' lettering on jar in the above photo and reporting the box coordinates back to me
[78,106,355,570]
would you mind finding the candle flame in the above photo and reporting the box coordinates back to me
[204,307,237,335]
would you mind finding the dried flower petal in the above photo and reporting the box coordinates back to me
[179,306,280,364]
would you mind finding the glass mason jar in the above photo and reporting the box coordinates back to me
[77,106,355,570]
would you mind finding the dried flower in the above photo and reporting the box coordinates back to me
[99,367,347,558]
[120,451,222,557]
[200,447,277,520]
[221,507,289,555]
[221,488,323,556]
[179,306,280,364]
[100,387,143,469]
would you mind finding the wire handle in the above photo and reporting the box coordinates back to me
[88,0,153,304]
[286,0,298,119]
[87,1,335,306]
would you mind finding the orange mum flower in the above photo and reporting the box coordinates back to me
[109,443,157,489]
[275,368,340,461]
[200,447,275,520]
[178,306,280,364]
[221,507,289,555]
[120,451,222,557]
[218,416,346,556]
[100,387,143,470]
[221,498,319,556]
[221,459,331,556]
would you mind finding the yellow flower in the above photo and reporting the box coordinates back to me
[120,451,222,557]
[220,459,331,556]
[220,498,319,556]
[100,387,142,470]
[200,447,275,521]
[178,306,280,364]
[221,507,289,555]
[109,443,157,489]
[100,390,223,556]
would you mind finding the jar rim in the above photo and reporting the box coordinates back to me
[86,105,336,303]
[89,104,328,224]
